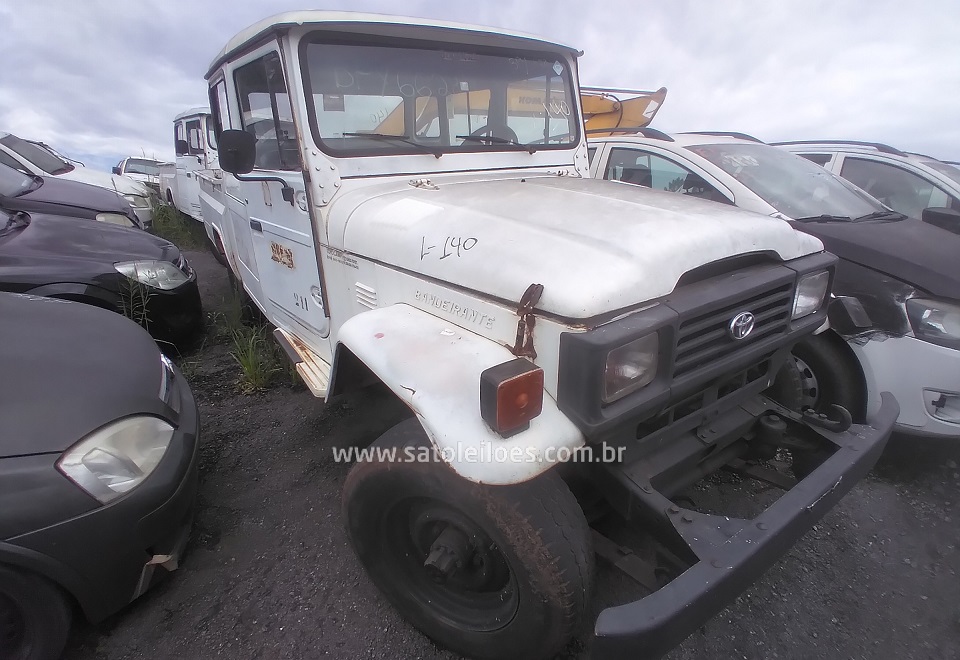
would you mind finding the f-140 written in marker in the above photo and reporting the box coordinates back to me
[420,236,478,261]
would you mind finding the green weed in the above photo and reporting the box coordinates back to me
[231,326,279,393]
[151,204,207,250]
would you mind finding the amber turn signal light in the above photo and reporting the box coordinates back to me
[480,359,544,436]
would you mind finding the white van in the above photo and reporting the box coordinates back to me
[159,108,218,222]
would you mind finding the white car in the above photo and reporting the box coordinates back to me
[774,140,960,221]
[113,156,163,195]
[589,131,960,439]
[0,132,155,228]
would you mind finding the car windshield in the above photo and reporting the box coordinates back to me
[124,159,161,176]
[301,38,579,156]
[688,142,886,220]
[0,161,36,197]
[922,160,960,187]
[0,134,73,175]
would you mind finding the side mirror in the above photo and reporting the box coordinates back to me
[175,139,189,156]
[218,130,256,175]
[921,206,960,235]
[112,166,121,175]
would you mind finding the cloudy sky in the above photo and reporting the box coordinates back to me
[3,0,959,172]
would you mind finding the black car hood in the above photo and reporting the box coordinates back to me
[791,218,960,298]
[7,175,132,217]
[0,210,177,265]
[0,293,170,457]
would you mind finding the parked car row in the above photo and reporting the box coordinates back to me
[0,133,156,229]
[1,136,205,660]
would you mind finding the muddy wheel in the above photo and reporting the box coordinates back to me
[0,565,71,660]
[342,419,593,660]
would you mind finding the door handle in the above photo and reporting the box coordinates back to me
[250,219,262,232]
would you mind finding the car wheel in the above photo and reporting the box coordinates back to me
[342,418,593,660]
[0,566,71,660]
[207,230,229,268]
[165,189,176,208]
[790,332,866,422]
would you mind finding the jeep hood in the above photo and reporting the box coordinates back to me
[332,176,823,319]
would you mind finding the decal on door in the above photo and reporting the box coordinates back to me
[270,241,295,269]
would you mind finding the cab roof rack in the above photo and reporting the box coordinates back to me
[680,131,763,143]
[769,140,907,157]
[585,126,674,142]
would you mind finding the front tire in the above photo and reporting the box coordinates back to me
[791,332,866,422]
[0,566,71,660]
[342,419,593,660]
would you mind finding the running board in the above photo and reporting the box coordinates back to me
[273,328,330,398]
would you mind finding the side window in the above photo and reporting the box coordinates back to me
[186,119,203,154]
[206,117,218,151]
[799,153,832,167]
[587,146,597,166]
[604,148,731,204]
[175,122,188,156]
[234,51,300,171]
[841,157,960,218]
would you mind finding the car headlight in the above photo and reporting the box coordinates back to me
[792,270,830,319]
[57,416,174,504]
[907,298,960,350]
[603,332,659,403]
[115,260,189,290]
[122,193,151,209]
[95,212,136,227]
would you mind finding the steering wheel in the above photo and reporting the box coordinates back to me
[469,124,519,144]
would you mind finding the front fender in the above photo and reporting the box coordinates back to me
[335,304,585,485]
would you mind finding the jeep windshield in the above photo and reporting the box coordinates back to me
[688,142,887,221]
[0,134,74,175]
[301,38,579,157]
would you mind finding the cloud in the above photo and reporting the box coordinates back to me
[2,0,958,171]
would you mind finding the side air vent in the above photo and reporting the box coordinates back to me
[355,282,378,309]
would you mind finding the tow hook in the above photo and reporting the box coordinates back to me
[423,525,472,583]
[512,283,544,359]
[802,404,853,433]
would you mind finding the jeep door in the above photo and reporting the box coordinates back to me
[226,47,330,344]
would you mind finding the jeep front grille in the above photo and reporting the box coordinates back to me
[673,283,793,377]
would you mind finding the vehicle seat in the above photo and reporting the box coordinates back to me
[620,165,653,187]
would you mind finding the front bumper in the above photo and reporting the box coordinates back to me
[4,365,200,622]
[147,278,203,343]
[591,392,899,659]
[852,334,960,438]
[132,204,154,230]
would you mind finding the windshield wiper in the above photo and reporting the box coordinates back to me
[855,210,907,222]
[457,135,537,154]
[793,214,852,223]
[342,132,442,159]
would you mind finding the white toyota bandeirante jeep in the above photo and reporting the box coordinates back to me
[201,12,898,659]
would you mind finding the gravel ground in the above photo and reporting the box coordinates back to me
[63,248,960,660]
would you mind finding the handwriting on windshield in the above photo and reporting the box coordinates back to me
[421,236,478,261]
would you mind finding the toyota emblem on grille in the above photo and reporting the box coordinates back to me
[728,311,756,340]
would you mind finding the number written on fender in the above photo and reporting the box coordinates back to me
[420,236,478,260]
[294,292,309,310]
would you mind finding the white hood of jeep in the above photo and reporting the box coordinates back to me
[59,168,150,197]
[331,176,823,319]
